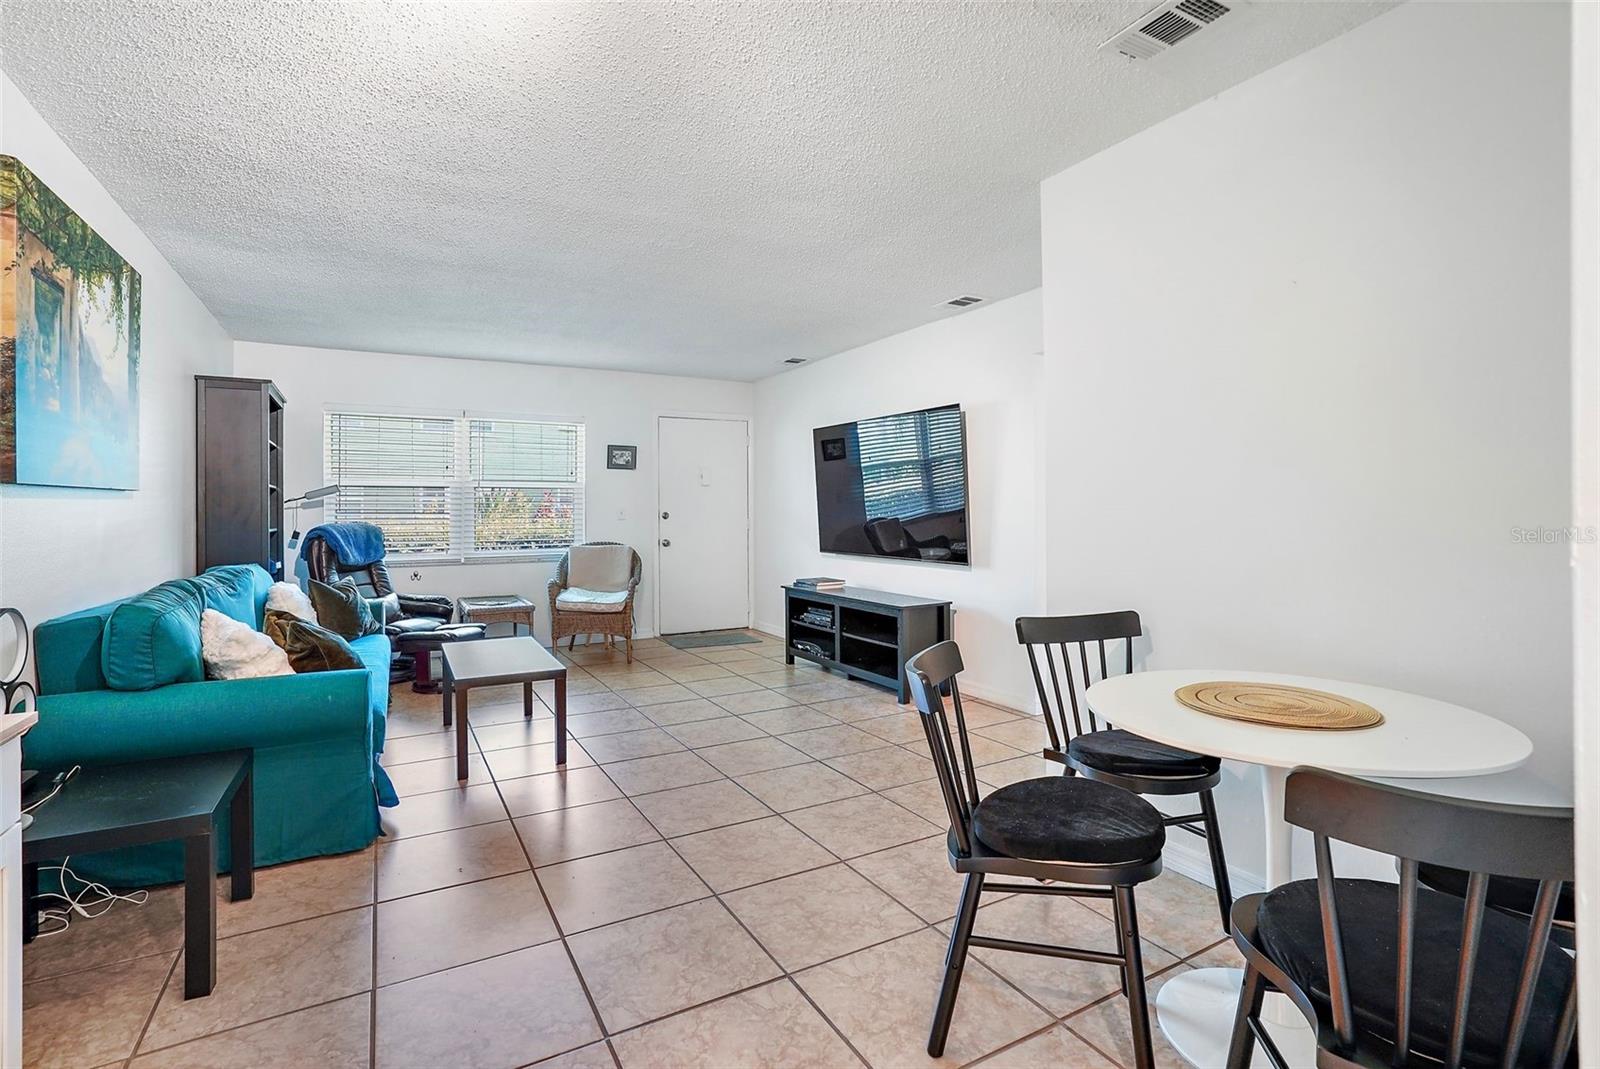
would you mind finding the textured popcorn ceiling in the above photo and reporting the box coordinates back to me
[1,1,1391,380]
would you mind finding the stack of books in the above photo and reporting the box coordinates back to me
[794,577,846,592]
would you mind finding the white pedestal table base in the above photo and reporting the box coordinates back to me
[1156,968,1315,1068]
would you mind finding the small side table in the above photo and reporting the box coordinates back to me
[22,750,254,999]
[457,595,537,637]
[442,638,567,780]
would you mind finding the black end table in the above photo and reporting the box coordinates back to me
[442,637,567,780]
[22,749,254,999]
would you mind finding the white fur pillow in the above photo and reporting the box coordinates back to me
[265,581,318,622]
[201,609,293,680]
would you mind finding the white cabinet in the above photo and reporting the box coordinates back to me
[0,714,37,1069]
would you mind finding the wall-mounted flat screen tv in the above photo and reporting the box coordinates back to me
[812,403,969,566]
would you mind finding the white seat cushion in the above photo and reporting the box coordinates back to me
[556,587,630,613]
[567,545,633,592]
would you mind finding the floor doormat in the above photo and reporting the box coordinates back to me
[663,631,763,649]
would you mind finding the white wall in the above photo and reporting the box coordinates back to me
[232,341,754,642]
[0,72,233,646]
[1570,0,1599,1047]
[753,290,1043,710]
[1040,1,1573,886]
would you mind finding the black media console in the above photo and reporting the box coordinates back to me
[782,585,955,703]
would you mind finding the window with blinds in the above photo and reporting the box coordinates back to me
[857,406,966,521]
[324,410,585,560]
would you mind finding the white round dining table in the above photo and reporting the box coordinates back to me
[1085,669,1534,1069]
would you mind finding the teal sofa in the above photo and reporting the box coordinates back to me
[26,564,397,886]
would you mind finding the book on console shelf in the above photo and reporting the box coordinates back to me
[793,577,846,591]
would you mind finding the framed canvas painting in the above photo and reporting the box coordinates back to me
[1,155,141,489]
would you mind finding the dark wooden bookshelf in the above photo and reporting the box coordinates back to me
[196,376,286,581]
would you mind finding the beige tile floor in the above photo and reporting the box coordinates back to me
[21,631,1239,1069]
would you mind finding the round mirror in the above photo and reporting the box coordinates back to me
[0,608,27,688]
[5,681,36,715]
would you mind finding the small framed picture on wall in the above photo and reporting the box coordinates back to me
[607,445,637,470]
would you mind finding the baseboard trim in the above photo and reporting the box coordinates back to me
[1161,835,1265,898]
[752,622,1028,711]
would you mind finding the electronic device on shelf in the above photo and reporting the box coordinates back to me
[791,639,827,659]
[797,608,835,629]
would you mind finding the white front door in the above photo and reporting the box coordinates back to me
[657,416,750,634]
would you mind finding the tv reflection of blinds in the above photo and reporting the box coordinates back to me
[812,403,969,567]
[858,407,967,521]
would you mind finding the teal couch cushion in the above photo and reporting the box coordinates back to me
[192,565,271,628]
[100,579,206,691]
[35,602,118,695]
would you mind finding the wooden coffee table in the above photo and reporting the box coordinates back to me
[442,637,567,780]
[456,595,536,636]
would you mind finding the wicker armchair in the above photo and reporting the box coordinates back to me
[548,541,643,662]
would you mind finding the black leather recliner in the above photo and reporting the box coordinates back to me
[302,524,484,690]
[863,516,954,561]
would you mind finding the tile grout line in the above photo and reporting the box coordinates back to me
[368,844,379,1069]
[121,950,179,1065]
[477,715,627,1065]
[636,777,876,1069]
[614,737,1063,1065]
[488,687,890,1065]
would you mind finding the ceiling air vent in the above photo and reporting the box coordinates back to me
[944,295,984,308]
[783,357,807,364]
[1102,0,1230,60]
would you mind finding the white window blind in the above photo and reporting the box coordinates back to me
[857,406,966,521]
[325,410,585,560]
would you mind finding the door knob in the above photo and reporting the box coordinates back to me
[661,511,670,520]
[661,539,672,547]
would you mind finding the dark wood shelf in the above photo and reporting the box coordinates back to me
[840,631,896,650]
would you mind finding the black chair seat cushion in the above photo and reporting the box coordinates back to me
[1068,729,1221,778]
[971,776,1165,866]
[1257,878,1573,1068]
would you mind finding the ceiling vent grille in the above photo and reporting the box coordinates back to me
[944,295,984,308]
[783,357,807,364]
[1102,0,1230,60]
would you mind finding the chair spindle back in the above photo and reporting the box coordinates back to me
[906,641,981,857]
[1015,612,1142,756]
[1283,768,1575,1069]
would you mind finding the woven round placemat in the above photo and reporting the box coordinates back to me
[1175,681,1383,730]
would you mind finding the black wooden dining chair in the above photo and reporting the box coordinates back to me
[1226,768,1576,1069]
[1016,611,1233,932]
[906,641,1167,1069]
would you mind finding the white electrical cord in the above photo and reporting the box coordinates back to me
[22,767,149,936]
[32,858,149,937]
[22,764,79,816]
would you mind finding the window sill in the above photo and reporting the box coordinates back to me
[387,552,569,567]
